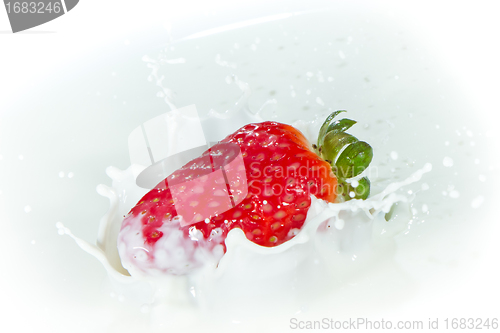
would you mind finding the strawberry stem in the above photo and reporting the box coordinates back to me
[326,118,357,134]
[316,110,373,201]
[321,131,358,164]
[338,176,371,201]
[317,110,346,150]
[336,141,373,178]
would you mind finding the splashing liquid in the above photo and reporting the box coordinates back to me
[57,108,431,326]
[56,38,433,326]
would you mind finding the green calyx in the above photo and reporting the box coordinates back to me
[315,110,373,201]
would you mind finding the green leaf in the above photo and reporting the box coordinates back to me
[353,177,371,200]
[317,110,346,149]
[337,177,371,201]
[326,118,357,134]
[316,110,374,201]
[335,141,373,178]
[321,131,358,163]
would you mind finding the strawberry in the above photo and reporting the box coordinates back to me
[118,111,372,275]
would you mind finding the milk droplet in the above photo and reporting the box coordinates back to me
[315,97,324,106]
[56,222,69,235]
[59,171,65,178]
[338,50,346,59]
[390,151,398,160]
[478,175,486,182]
[421,183,429,191]
[471,196,484,209]
[31,240,36,245]
[306,89,311,95]
[334,219,345,230]
[18,155,24,160]
[449,190,460,198]
[443,157,454,167]
[422,204,428,213]
[24,206,32,213]
[445,141,450,146]
[68,172,74,178]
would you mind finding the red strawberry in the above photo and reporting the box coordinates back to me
[118,111,372,276]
